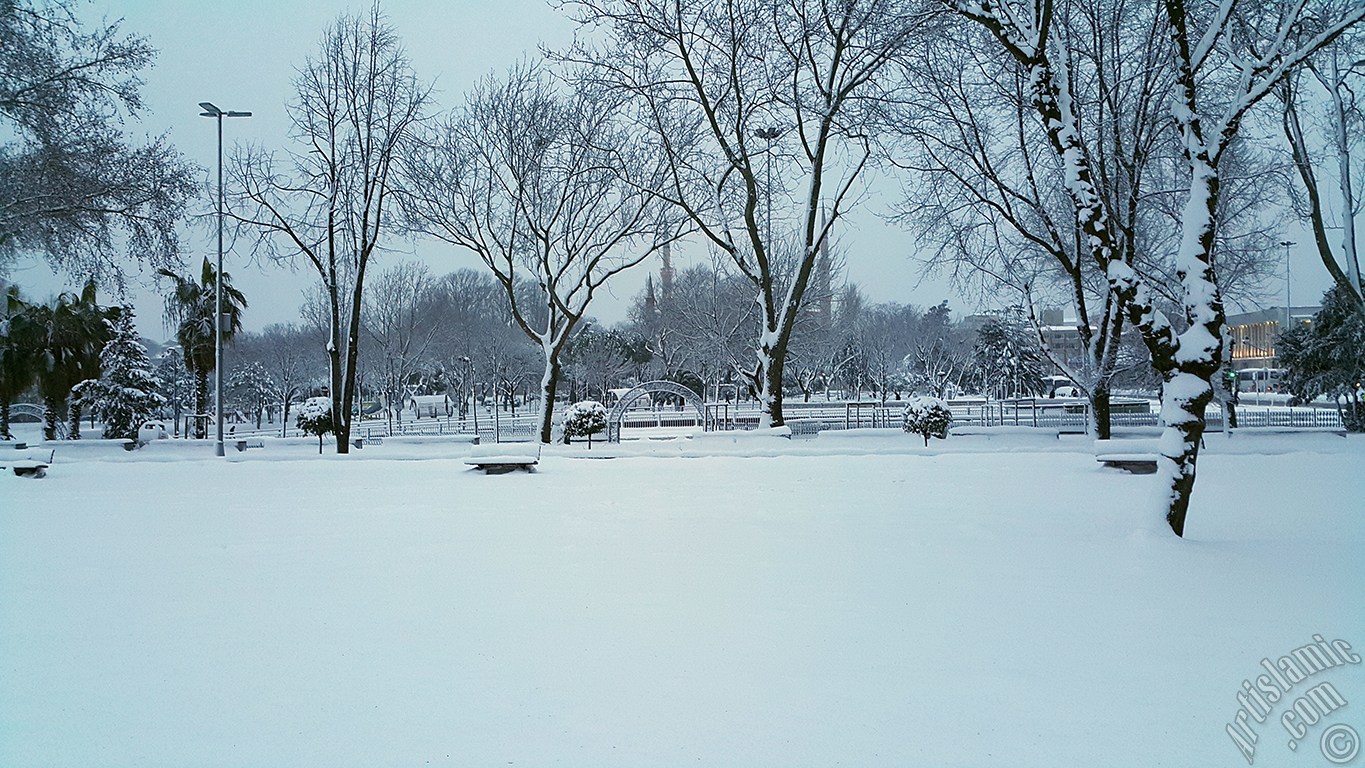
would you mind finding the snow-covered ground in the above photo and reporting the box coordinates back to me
[1,428,1361,767]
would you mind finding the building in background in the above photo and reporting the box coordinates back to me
[1225,306,1318,370]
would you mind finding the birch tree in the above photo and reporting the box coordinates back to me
[403,63,677,443]
[229,5,429,453]
[560,0,933,427]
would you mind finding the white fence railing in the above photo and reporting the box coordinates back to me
[185,397,1346,444]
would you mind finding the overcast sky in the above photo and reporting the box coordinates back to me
[8,0,1332,343]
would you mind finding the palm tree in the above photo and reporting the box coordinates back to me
[0,285,41,440]
[158,258,247,438]
[32,282,110,440]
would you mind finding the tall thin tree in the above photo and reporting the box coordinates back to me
[230,4,430,452]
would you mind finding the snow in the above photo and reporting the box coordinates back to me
[1,431,1362,767]
[298,396,331,420]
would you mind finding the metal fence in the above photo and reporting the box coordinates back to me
[217,398,1343,443]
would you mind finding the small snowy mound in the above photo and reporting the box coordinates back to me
[902,396,952,446]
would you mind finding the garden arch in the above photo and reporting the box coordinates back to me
[7,403,64,438]
[605,380,707,442]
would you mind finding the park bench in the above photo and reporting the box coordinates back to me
[234,439,265,452]
[464,443,540,474]
[1094,438,1160,474]
[1227,426,1347,438]
[351,436,385,449]
[4,447,54,478]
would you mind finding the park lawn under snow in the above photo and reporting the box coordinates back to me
[1,433,1362,767]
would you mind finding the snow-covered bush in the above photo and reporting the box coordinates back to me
[296,396,334,454]
[902,396,952,446]
[563,400,607,447]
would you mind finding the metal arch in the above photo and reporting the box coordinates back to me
[7,403,65,438]
[605,380,707,442]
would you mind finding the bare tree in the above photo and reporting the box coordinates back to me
[1140,0,1365,535]
[666,258,760,397]
[1279,22,1365,311]
[361,260,443,430]
[404,62,677,443]
[848,302,919,402]
[904,11,1280,436]
[940,0,1364,535]
[423,268,513,415]
[229,4,430,453]
[236,323,324,437]
[560,0,933,427]
[563,324,651,402]
[900,5,1166,438]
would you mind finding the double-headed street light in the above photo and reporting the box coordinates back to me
[199,102,251,457]
[754,126,783,253]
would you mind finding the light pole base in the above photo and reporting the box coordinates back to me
[215,441,226,457]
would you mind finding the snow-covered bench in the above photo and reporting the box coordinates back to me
[234,439,265,452]
[1227,426,1347,437]
[1094,438,1160,474]
[464,443,540,474]
[4,447,54,478]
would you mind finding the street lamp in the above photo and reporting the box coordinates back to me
[754,126,783,254]
[199,102,251,457]
[1279,239,1295,330]
[459,355,477,438]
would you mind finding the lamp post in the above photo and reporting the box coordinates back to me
[199,102,251,457]
[754,126,782,254]
[459,355,477,438]
[1279,239,1295,331]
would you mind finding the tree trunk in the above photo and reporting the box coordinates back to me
[327,337,345,454]
[1151,154,1225,538]
[1091,385,1112,440]
[1157,372,1215,537]
[42,398,59,441]
[194,369,209,439]
[0,400,9,440]
[68,402,81,440]
[754,340,787,428]
[335,281,367,455]
[538,352,562,445]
